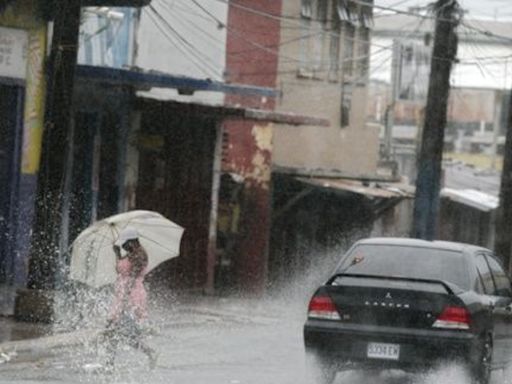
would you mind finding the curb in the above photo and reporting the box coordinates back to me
[0,329,101,354]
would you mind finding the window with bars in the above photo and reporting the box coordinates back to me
[357,27,371,79]
[328,1,342,81]
[299,0,314,74]
[299,0,337,78]
[342,22,355,77]
[312,0,329,74]
[299,0,373,82]
[341,81,353,128]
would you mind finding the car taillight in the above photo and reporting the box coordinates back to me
[308,295,341,320]
[432,306,471,330]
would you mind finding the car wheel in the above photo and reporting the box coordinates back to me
[306,352,336,384]
[472,335,493,384]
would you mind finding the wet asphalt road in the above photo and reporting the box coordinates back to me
[0,295,511,384]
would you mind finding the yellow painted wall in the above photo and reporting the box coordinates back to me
[0,0,47,175]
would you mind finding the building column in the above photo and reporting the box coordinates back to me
[222,119,273,294]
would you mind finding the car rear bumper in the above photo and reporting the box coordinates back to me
[304,319,480,370]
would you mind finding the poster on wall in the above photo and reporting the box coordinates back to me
[0,26,28,80]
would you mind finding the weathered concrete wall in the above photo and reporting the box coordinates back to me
[273,0,379,176]
[223,0,283,293]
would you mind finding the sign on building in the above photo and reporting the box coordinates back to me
[0,26,28,80]
[393,40,431,102]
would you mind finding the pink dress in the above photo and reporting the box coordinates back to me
[110,257,148,322]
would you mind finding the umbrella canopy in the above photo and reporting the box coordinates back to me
[70,210,184,288]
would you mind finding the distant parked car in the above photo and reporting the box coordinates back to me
[304,238,512,384]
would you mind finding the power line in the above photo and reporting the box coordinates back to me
[189,0,428,64]
[460,19,512,44]
[213,0,444,23]
[214,0,512,48]
[157,0,227,50]
[148,3,224,78]
[143,7,221,79]
[147,1,510,86]
[154,0,404,80]
[189,0,331,65]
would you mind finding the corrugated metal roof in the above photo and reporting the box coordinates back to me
[441,188,499,212]
[136,97,330,127]
[296,177,407,199]
[75,65,279,98]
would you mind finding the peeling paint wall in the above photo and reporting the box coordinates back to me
[221,0,282,293]
[223,122,274,189]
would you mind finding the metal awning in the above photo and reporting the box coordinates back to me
[75,65,279,98]
[135,97,330,127]
[441,188,498,212]
[83,0,151,6]
[296,177,408,199]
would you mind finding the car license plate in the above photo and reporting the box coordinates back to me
[367,342,400,360]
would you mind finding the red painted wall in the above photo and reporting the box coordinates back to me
[223,0,282,293]
[225,0,282,109]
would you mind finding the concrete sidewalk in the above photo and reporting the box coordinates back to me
[0,316,101,365]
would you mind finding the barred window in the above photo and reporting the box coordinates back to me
[357,27,371,79]
[299,0,331,76]
[301,0,313,19]
[343,22,355,77]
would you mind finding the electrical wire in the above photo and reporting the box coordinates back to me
[460,19,512,44]
[147,4,224,79]
[157,0,226,50]
[146,1,510,89]
[188,0,422,70]
[157,0,401,78]
[143,7,221,79]
[189,0,309,65]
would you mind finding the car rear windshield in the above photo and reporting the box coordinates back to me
[336,244,470,290]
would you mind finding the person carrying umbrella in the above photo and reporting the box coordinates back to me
[103,227,158,371]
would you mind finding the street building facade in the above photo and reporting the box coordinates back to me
[0,0,48,315]
[14,1,328,309]
[266,0,402,287]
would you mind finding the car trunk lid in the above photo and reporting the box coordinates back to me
[322,274,468,329]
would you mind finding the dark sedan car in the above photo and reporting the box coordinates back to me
[304,238,512,384]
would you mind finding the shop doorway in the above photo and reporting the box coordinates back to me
[0,84,24,284]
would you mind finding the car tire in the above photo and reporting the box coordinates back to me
[306,352,336,384]
[471,335,493,384]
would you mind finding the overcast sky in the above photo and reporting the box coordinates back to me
[375,0,512,20]
[371,0,512,88]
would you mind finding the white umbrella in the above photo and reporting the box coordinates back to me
[69,210,184,288]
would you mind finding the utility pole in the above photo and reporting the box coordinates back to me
[28,0,82,290]
[383,40,400,161]
[491,91,502,171]
[412,0,460,240]
[495,92,512,273]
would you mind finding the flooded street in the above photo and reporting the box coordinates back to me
[1,294,510,384]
